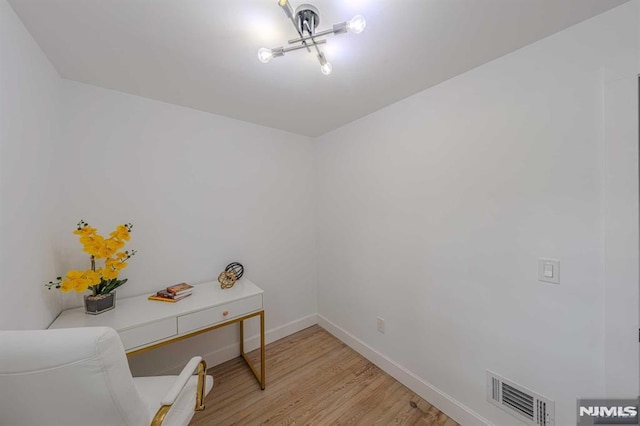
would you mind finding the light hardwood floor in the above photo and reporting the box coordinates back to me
[190,325,459,425]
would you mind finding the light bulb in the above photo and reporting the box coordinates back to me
[347,15,366,34]
[320,62,332,75]
[257,48,273,63]
[278,0,288,6]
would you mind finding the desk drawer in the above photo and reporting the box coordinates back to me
[177,294,262,334]
[120,317,177,351]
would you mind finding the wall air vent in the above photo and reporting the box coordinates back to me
[486,370,555,426]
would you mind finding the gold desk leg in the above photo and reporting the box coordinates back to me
[240,310,266,390]
[260,310,265,390]
[239,319,244,353]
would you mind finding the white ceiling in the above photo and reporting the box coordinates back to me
[9,0,629,137]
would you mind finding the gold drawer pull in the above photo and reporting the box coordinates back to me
[222,310,229,317]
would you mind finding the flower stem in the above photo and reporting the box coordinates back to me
[90,256,98,296]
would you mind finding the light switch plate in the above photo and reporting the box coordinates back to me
[538,258,560,284]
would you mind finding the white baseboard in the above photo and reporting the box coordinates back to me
[160,314,319,374]
[317,314,492,426]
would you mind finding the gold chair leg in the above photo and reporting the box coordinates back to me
[196,359,207,411]
[151,405,171,426]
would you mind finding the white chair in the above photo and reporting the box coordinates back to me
[0,326,213,426]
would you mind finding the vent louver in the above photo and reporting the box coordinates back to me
[486,371,555,426]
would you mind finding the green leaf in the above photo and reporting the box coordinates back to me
[100,278,128,294]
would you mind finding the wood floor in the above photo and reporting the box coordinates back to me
[190,325,459,425]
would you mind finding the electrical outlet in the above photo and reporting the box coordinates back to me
[377,317,385,334]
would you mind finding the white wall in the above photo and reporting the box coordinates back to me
[0,0,63,330]
[315,3,638,425]
[59,80,317,374]
[602,32,639,398]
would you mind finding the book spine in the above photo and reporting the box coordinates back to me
[167,287,193,295]
[166,283,193,293]
[148,295,176,303]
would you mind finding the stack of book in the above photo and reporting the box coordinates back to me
[148,282,194,303]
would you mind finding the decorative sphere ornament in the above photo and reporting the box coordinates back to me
[218,271,237,289]
[217,262,244,289]
[225,262,244,280]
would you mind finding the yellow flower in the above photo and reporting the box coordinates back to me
[59,270,89,293]
[97,245,116,259]
[110,225,130,242]
[105,257,117,268]
[57,269,103,293]
[65,270,84,280]
[59,279,74,293]
[73,226,97,237]
[102,268,119,280]
[106,238,125,251]
[81,235,105,258]
[84,269,101,286]
[104,257,127,275]
[72,278,91,293]
[79,235,92,245]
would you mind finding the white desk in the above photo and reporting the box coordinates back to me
[49,278,266,389]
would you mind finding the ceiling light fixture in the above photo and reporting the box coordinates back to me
[258,1,366,75]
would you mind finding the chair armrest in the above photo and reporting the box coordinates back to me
[161,356,203,405]
[150,356,208,426]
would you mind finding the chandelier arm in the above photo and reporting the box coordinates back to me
[295,24,312,52]
[288,16,311,53]
[302,20,329,72]
[288,27,336,45]
[303,20,324,57]
[281,39,326,53]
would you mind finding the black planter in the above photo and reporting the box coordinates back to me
[84,292,116,315]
